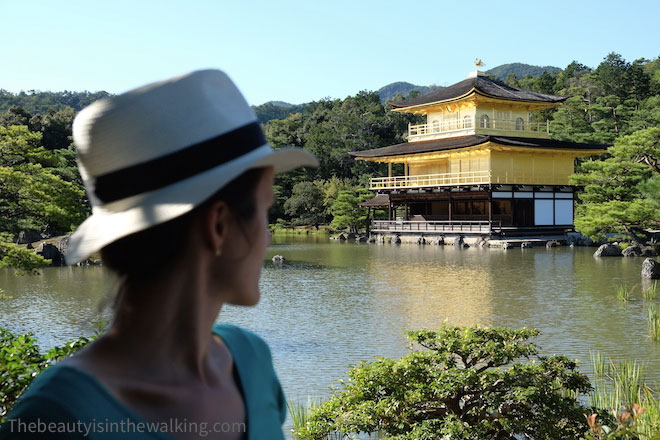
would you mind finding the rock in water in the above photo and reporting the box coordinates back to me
[452,237,465,247]
[641,258,660,279]
[474,237,488,248]
[593,243,622,257]
[430,236,444,245]
[622,246,643,257]
[521,241,533,249]
[35,243,64,266]
[272,255,285,263]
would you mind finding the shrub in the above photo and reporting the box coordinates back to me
[0,327,92,420]
[296,326,593,440]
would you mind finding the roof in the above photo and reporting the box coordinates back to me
[389,75,566,108]
[360,193,390,207]
[349,135,608,158]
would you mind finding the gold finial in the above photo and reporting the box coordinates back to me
[474,59,485,68]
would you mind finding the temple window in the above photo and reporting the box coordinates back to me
[515,117,525,130]
[480,114,490,128]
[463,115,472,128]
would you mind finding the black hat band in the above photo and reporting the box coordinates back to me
[93,122,266,204]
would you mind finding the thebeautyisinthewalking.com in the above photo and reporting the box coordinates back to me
[5,417,246,437]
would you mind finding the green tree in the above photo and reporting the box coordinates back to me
[0,233,50,274]
[28,107,75,150]
[264,112,306,148]
[504,73,520,88]
[571,127,660,243]
[320,176,353,212]
[0,126,86,237]
[330,187,370,233]
[296,326,593,440]
[629,96,660,131]
[549,55,658,144]
[0,106,32,128]
[283,181,326,228]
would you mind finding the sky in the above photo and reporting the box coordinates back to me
[1,0,659,106]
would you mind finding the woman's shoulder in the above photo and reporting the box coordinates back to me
[1,364,122,438]
[12,364,97,407]
[9,364,123,412]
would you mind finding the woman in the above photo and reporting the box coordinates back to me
[0,70,317,439]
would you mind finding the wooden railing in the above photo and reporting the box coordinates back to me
[408,117,549,140]
[370,170,491,189]
[372,220,500,233]
[369,171,567,189]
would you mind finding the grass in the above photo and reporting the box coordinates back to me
[648,304,660,342]
[288,397,311,438]
[643,282,658,301]
[590,353,660,438]
[616,284,633,302]
[591,350,607,379]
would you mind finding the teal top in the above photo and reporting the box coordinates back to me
[0,324,286,439]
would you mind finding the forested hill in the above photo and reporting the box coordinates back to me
[253,101,308,124]
[1,62,560,123]
[486,63,562,81]
[254,64,564,123]
[376,82,442,104]
[0,90,111,114]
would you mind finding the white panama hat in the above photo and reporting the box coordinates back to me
[66,69,318,265]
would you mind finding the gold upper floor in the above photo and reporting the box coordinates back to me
[400,95,558,142]
[367,143,606,190]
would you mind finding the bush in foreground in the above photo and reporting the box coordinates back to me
[0,327,92,421]
[295,326,594,440]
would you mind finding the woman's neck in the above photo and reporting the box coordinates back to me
[102,261,225,384]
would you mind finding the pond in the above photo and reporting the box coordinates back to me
[1,235,659,436]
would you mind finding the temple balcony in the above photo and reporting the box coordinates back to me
[369,170,569,190]
[407,117,550,142]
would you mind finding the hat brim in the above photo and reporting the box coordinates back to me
[65,145,318,265]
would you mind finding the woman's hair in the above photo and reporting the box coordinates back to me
[101,167,266,280]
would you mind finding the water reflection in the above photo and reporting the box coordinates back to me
[0,267,114,348]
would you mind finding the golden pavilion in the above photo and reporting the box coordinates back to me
[349,65,607,237]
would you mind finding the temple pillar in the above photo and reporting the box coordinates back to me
[448,197,452,223]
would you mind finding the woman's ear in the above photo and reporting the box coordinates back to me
[202,200,229,256]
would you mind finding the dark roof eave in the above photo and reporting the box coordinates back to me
[349,136,609,159]
[389,76,567,108]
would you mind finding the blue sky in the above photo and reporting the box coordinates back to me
[2,0,659,105]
